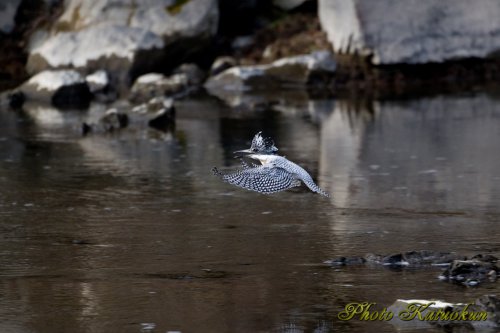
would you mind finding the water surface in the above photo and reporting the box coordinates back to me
[0,92,499,332]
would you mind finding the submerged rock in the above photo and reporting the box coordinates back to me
[319,0,500,64]
[148,106,175,132]
[328,251,498,287]
[365,251,466,267]
[325,256,366,266]
[16,69,91,108]
[327,251,465,268]
[82,108,129,135]
[440,259,498,286]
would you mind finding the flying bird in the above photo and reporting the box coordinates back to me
[212,132,329,197]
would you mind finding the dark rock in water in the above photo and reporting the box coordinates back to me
[440,259,498,286]
[83,108,129,135]
[100,108,129,132]
[7,91,25,109]
[15,70,92,108]
[330,250,498,287]
[325,256,366,266]
[210,56,237,76]
[148,106,176,132]
[52,83,92,109]
[364,250,465,267]
[82,122,92,136]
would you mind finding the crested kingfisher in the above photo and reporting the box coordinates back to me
[212,132,330,197]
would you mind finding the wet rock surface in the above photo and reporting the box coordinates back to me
[327,250,465,267]
[440,259,498,287]
[327,251,498,287]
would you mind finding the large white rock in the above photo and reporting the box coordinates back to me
[18,69,91,107]
[319,0,500,64]
[26,0,219,84]
[205,50,336,93]
[56,0,218,39]
[28,25,164,74]
[205,51,336,109]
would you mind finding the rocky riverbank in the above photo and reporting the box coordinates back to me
[2,0,500,120]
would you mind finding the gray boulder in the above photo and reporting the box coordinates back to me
[130,73,187,102]
[27,0,219,86]
[16,69,91,108]
[205,50,336,94]
[130,64,204,102]
[85,70,110,94]
[55,0,218,39]
[319,0,500,64]
[27,25,165,84]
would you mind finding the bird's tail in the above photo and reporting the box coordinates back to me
[303,179,330,198]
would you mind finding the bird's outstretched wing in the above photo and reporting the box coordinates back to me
[212,165,300,194]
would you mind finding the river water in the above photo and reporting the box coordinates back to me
[0,92,499,333]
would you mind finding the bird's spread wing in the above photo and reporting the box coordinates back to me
[212,165,300,194]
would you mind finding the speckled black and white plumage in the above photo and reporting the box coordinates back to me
[213,155,330,197]
[213,132,330,197]
[212,165,301,194]
[264,155,330,197]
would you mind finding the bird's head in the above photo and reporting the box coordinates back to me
[234,131,278,156]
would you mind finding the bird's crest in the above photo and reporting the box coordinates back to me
[250,131,278,153]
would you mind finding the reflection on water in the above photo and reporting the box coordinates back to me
[0,92,499,333]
